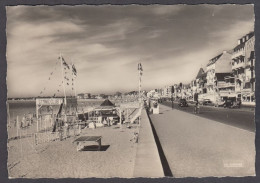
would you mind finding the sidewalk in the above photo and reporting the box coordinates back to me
[133,109,164,177]
[149,104,255,177]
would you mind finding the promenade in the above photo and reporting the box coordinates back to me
[133,109,164,177]
[149,104,255,177]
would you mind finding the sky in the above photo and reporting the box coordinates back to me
[6,5,254,97]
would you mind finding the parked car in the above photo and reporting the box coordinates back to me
[178,99,188,107]
[230,100,241,108]
[201,99,213,106]
[214,100,225,107]
[224,99,233,108]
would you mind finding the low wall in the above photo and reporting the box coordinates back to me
[133,109,164,177]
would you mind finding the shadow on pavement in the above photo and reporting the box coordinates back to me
[147,110,173,177]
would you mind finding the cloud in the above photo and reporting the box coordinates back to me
[6,5,254,97]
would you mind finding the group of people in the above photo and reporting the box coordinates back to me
[102,117,114,126]
[13,113,34,129]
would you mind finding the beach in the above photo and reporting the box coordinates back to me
[7,99,140,178]
[8,123,139,178]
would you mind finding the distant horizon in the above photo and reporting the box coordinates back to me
[6,5,254,98]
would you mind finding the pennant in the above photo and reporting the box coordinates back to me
[72,64,77,77]
[59,56,70,70]
[138,63,143,71]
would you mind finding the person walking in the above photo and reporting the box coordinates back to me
[194,92,199,114]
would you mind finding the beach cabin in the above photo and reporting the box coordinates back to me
[90,99,119,125]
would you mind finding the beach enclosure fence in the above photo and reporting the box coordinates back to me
[34,124,81,145]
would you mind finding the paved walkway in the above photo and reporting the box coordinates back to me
[133,109,164,177]
[150,104,255,178]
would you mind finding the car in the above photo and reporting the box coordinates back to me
[178,99,188,107]
[201,99,213,106]
[223,99,233,108]
[214,100,225,107]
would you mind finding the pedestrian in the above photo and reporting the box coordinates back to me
[194,92,199,114]
[65,122,69,138]
[21,114,26,128]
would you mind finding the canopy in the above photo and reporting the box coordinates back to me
[100,99,115,107]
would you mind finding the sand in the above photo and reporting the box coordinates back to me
[8,124,139,178]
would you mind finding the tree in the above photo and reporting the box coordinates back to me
[179,82,183,89]
[99,94,108,99]
[115,91,122,97]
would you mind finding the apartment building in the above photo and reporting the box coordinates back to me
[232,32,255,105]
[206,51,233,102]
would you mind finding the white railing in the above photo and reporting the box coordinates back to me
[232,49,245,59]
[232,61,245,70]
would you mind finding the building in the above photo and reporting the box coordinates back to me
[163,85,172,98]
[194,68,207,94]
[206,50,233,102]
[217,74,236,100]
[77,93,84,99]
[232,32,255,105]
[84,93,91,99]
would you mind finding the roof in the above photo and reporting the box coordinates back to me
[234,31,254,52]
[207,53,223,67]
[233,42,245,52]
[100,99,115,106]
[196,68,205,79]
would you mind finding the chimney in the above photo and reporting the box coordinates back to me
[238,39,241,45]
[223,50,227,54]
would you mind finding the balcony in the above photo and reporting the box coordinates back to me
[232,49,245,59]
[218,82,235,88]
[232,61,245,70]
[219,90,236,97]
[206,81,214,86]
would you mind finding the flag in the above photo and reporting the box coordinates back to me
[59,56,70,69]
[72,64,77,77]
[138,63,143,71]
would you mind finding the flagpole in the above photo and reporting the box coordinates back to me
[60,53,67,107]
[72,61,77,98]
[138,63,142,107]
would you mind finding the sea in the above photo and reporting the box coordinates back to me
[7,99,107,122]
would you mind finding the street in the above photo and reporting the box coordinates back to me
[161,101,255,132]
[149,104,255,177]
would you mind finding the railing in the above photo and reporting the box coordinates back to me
[232,61,245,70]
[34,124,81,145]
[218,83,235,88]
